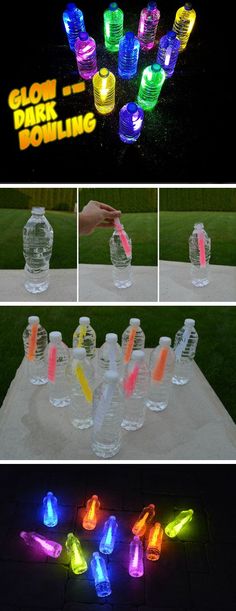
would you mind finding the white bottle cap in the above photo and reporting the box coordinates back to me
[28,316,39,325]
[159,337,171,346]
[73,348,86,360]
[106,333,118,343]
[131,350,145,361]
[184,319,195,327]
[130,318,140,326]
[104,370,119,383]
[194,222,204,230]
[79,317,90,325]
[32,207,45,215]
[49,331,62,343]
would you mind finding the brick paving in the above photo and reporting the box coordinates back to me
[0,464,235,610]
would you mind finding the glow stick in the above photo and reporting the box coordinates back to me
[132,504,155,537]
[99,515,118,554]
[129,536,144,577]
[123,327,138,364]
[91,552,112,597]
[77,325,87,347]
[83,494,100,530]
[197,229,206,267]
[175,326,191,362]
[123,363,139,397]
[114,218,132,258]
[65,533,87,574]
[146,522,163,560]
[43,491,58,527]
[20,531,62,558]
[48,345,57,383]
[165,509,194,538]
[27,323,39,361]
[75,364,93,403]
[151,346,169,382]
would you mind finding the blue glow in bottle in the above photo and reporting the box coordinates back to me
[63,3,86,52]
[118,32,140,79]
[43,491,58,527]
[99,516,118,554]
[91,552,112,597]
[156,31,181,77]
[119,103,144,144]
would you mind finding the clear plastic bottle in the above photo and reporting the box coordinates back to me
[138,2,160,50]
[91,552,112,597]
[63,3,86,52]
[23,207,54,294]
[110,224,132,288]
[73,317,96,360]
[172,319,199,385]
[122,318,145,364]
[146,337,175,412]
[66,348,94,429]
[119,103,144,144]
[172,3,196,52]
[23,315,48,385]
[98,333,122,376]
[75,32,97,80]
[189,223,211,287]
[92,371,124,458]
[137,63,165,111]
[104,2,124,52]
[122,350,149,431]
[45,331,70,407]
[156,31,181,78]
[93,68,116,115]
[118,32,140,79]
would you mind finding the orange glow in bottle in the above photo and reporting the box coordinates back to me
[132,503,155,537]
[83,495,100,530]
[146,522,163,560]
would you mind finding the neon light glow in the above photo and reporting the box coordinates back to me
[99,515,118,554]
[129,536,144,577]
[20,531,62,558]
[164,45,172,66]
[83,495,100,530]
[132,504,155,537]
[66,533,88,574]
[146,522,163,560]
[91,552,112,597]
[165,509,194,538]
[43,491,58,527]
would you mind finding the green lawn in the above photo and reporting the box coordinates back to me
[79,213,157,266]
[0,306,235,423]
[160,188,236,211]
[160,212,236,266]
[79,188,157,213]
[0,209,77,269]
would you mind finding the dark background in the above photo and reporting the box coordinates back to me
[0,463,235,610]
[0,1,232,183]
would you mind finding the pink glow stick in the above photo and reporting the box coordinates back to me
[197,231,206,267]
[123,363,139,397]
[114,219,132,258]
[48,345,57,383]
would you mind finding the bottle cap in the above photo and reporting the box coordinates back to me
[49,331,62,343]
[184,318,195,327]
[109,2,118,10]
[151,63,162,72]
[79,316,90,325]
[159,337,171,346]
[104,370,119,383]
[67,3,76,9]
[106,333,118,343]
[99,67,110,78]
[184,2,192,10]
[28,316,39,325]
[147,1,157,9]
[131,350,145,361]
[194,222,204,230]
[78,32,89,41]
[127,102,138,114]
[126,31,135,41]
[73,347,86,360]
[31,207,45,215]
[130,318,140,326]
[167,31,177,39]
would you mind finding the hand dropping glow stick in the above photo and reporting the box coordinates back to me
[129,536,144,577]
[99,515,118,554]
[123,363,140,397]
[124,327,138,364]
[196,224,206,267]
[78,325,87,347]
[151,346,169,382]
[132,504,155,537]
[91,552,112,597]
[75,364,93,403]
[48,345,57,383]
[20,531,62,558]
[27,322,39,361]
[165,509,194,538]
[146,522,163,560]
[114,218,132,258]
[83,494,100,530]
[65,533,88,574]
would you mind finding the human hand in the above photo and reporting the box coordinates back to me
[79,200,121,235]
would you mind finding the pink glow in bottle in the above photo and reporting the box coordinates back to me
[138,2,160,50]
[75,32,97,80]
[129,536,144,577]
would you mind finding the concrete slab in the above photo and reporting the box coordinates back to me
[159,260,236,302]
[0,269,77,302]
[79,264,157,302]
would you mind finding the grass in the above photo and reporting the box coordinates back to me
[0,188,77,211]
[79,188,157,214]
[0,209,77,269]
[79,213,157,266]
[160,188,236,211]
[160,212,236,266]
[0,306,235,423]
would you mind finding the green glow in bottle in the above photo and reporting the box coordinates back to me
[137,63,165,111]
[65,533,88,574]
[165,509,194,538]
[104,3,124,52]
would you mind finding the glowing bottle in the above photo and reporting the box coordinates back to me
[83,495,100,530]
[137,63,165,111]
[93,68,116,115]
[104,2,124,52]
[146,522,163,560]
[165,509,194,538]
[75,32,97,80]
[99,516,118,554]
[20,531,62,558]
[118,32,140,79]
[122,318,145,364]
[43,491,58,527]
[119,103,144,144]
[129,536,144,577]
[138,2,160,51]
[91,552,112,597]
[132,503,155,537]
[172,3,196,52]
[156,31,181,78]
[23,315,48,385]
[63,3,86,52]
[65,533,87,574]
[73,316,96,360]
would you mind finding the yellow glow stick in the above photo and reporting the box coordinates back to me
[75,364,93,403]
[77,325,87,348]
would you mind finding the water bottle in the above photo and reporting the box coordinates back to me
[110,224,132,288]
[63,3,86,52]
[146,337,175,412]
[93,68,116,115]
[45,331,70,407]
[23,315,48,385]
[189,223,211,287]
[98,333,123,376]
[156,31,181,78]
[119,103,144,144]
[91,552,112,597]
[23,207,54,294]
[92,371,124,458]
[137,63,165,111]
[172,319,199,385]
[122,350,149,431]
[138,2,160,50]
[118,32,140,79]
[172,3,196,52]
[122,318,145,364]
[104,2,124,52]
[66,348,94,429]
[73,317,96,360]
[75,32,97,80]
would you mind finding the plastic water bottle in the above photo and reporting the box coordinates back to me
[23,207,54,294]
[73,317,96,360]
[138,2,160,50]
[91,552,112,597]
[137,63,165,111]
[75,32,97,80]
[93,68,116,115]
[92,371,124,458]
[23,315,48,385]
[118,32,140,79]
[189,223,211,287]
[110,224,132,288]
[66,348,94,429]
[172,319,199,385]
[172,3,196,52]
[122,350,149,431]
[45,332,70,407]
[119,103,144,144]
[146,337,175,411]
[122,318,145,363]
[63,3,86,52]
[98,333,123,376]
[104,2,124,52]
[156,31,181,78]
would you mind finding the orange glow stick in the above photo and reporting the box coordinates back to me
[146,522,163,561]
[151,346,169,382]
[123,327,138,365]
[83,495,100,530]
[132,504,155,537]
[27,323,39,361]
